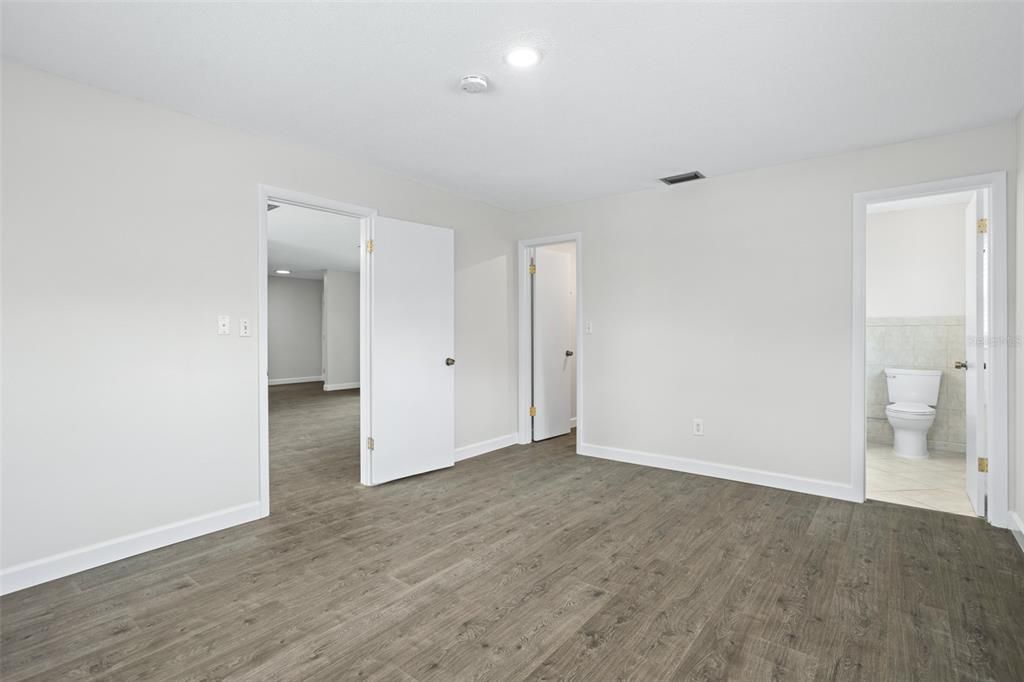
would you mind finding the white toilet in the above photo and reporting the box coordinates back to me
[884,368,942,459]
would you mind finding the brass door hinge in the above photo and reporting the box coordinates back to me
[977,218,988,234]
[529,406,537,417]
[529,263,536,275]
[366,239,375,253]
[978,457,988,473]
[367,437,375,450]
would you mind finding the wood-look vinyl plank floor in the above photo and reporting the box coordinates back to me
[2,382,1023,680]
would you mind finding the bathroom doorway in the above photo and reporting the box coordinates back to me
[851,173,1008,525]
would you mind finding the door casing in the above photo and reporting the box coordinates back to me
[258,185,377,512]
[963,192,987,515]
[850,172,1009,527]
[517,233,583,446]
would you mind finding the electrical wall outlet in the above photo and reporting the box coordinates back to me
[584,321,594,335]
[217,315,231,335]
[692,418,704,436]
[239,318,251,337]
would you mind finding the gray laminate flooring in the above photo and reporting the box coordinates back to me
[2,382,1023,680]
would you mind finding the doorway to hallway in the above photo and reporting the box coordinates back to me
[517,234,583,447]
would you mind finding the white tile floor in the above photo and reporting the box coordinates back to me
[866,445,976,516]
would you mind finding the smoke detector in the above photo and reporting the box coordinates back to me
[460,74,489,94]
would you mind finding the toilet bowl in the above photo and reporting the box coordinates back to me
[884,402,936,459]
[884,368,942,459]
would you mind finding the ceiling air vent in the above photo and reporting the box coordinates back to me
[659,171,705,185]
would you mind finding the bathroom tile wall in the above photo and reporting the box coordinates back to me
[865,316,966,452]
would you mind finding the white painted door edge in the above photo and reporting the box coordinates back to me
[258,185,378,505]
[516,233,583,449]
[850,171,1009,527]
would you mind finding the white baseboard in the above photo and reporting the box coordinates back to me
[0,501,264,595]
[579,443,859,502]
[455,433,518,462]
[268,376,323,386]
[1010,512,1024,556]
[323,382,359,391]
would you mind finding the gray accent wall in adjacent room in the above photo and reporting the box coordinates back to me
[268,276,324,382]
[865,316,966,452]
[323,270,360,390]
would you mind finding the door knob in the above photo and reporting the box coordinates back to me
[954,360,967,370]
[445,357,455,366]
[565,350,574,357]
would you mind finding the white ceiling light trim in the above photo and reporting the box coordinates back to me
[505,46,541,68]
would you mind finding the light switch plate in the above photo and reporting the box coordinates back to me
[692,418,704,436]
[217,315,230,335]
[239,318,251,337]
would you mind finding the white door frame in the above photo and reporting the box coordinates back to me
[258,185,377,514]
[517,233,583,447]
[850,171,1008,527]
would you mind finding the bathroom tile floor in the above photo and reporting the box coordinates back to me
[866,444,975,516]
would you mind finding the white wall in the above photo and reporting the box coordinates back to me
[323,269,359,389]
[268,276,323,382]
[866,204,967,318]
[1,63,517,588]
[512,122,1017,498]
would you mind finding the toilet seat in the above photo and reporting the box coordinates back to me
[886,402,935,417]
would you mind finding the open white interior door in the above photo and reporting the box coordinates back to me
[964,191,987,516]
[367,217,455,484]
[531,246,575,441]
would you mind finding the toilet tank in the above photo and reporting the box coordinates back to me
[884,368,942,406]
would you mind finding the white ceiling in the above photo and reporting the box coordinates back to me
[4,3,1022,211]
[267,204,361,278]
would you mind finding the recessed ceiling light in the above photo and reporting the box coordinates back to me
[505,46,541,68]
[275,269,291,275]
